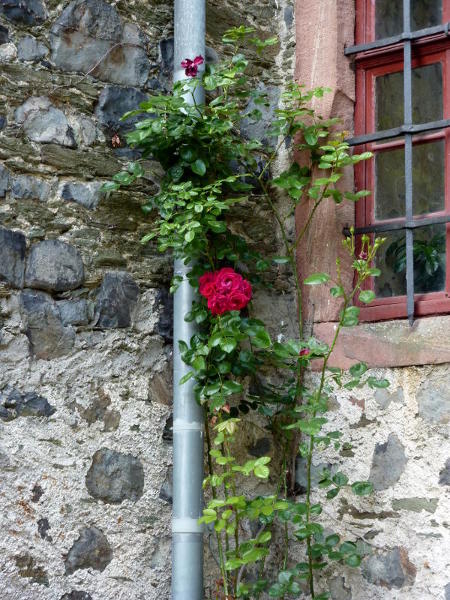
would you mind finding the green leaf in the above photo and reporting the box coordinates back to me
[140,231,157,244]
[332,472,349,487]
[296,417,327,436]
[359,290,376,304]
[198,508,217,524]
[304,131,318,146]
[272,256,290,264]
[288,581,301,594]
[185,230,195,243]
[254,464,270,478]
[225,558,244,570]
[341,306,360,327]
[304,272,330,285]
[368,267,381,276]
[330,286,344,298]
[252,329,271,349]
[326,487,339,499]
[351,481,374,496]
[340,541,357,554]
[278,571,292,585]
[191,159,206,176]
[325,534,340,547]
[179,371,194,385]
[101,181,119,192]
[346,553,362,567]
[192,356,206,371]
[222,380,243,395]
[269,583,285,597]
[367,377,390,389]
[349,362,368,378]
[257,531,272,544]
[220,338,237,353]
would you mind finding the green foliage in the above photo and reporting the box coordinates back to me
[106,25,385,600]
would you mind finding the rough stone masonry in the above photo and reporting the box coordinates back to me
[1,0,449,599]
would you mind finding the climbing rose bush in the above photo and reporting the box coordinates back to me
[105,27,388,600]
[199,267,252,315]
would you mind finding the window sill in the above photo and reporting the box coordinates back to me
[313,315,450,369]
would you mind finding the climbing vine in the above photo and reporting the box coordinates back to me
[105,26,388,600]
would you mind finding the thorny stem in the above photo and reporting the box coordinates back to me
[304,274,365,597]
[205,417,230,598]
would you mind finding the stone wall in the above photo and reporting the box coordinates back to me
[4,2,448,600]
[0,1,295,599]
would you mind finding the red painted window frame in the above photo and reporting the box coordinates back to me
[354,0,450,321]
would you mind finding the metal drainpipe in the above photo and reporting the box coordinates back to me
[172,0,205,598]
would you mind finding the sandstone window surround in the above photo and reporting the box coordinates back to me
[294,0,450,368]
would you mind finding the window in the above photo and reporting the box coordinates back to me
[347,0,450,322]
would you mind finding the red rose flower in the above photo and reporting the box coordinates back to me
[181,55,204,77]
[199,267,252,315]
[299,348,310,357]
[198,271,217,297]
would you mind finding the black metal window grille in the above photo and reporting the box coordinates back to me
[345,0,450,324]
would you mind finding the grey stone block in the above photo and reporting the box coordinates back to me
[0,387,56,421]
[10,174,50,201]
[439,458,450,486]
[14,553,49,586]
[57,299,90,326]
[37,517,52,541]
[85,448,144,504]
[374,387,404,409]
[23,107,76,148]
[20,289,75,359]
[241,83,280,146]
[0,25,9,44]
[64,527,112,575]
[156,287,173,342]
[60,181,103,210]
[95,85,148,133]
[0,42,17,62]
[329,576,352,600]
[159,466,173,504]
[417,369,450,424]
[0,0,47,25]
[15,96,52,124]
[95,271,139,328]
[17,36,48,61]
[391,497,438,513]
[25,240,84,292]
[0,163,10,197]
[69,115,98,147]
[51,0,122,41]
[0,227,26,288]
[362,547,416,589]
[60,593,93,600]
[50,0,149,86]
[369,433,407,491]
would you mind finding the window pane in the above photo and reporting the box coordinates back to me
[412,0,442,30]
[375,140,445,220]
[376,0,442,39]
[376,63,442,131]
[376,2,402,39]
[375,224,446,296]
